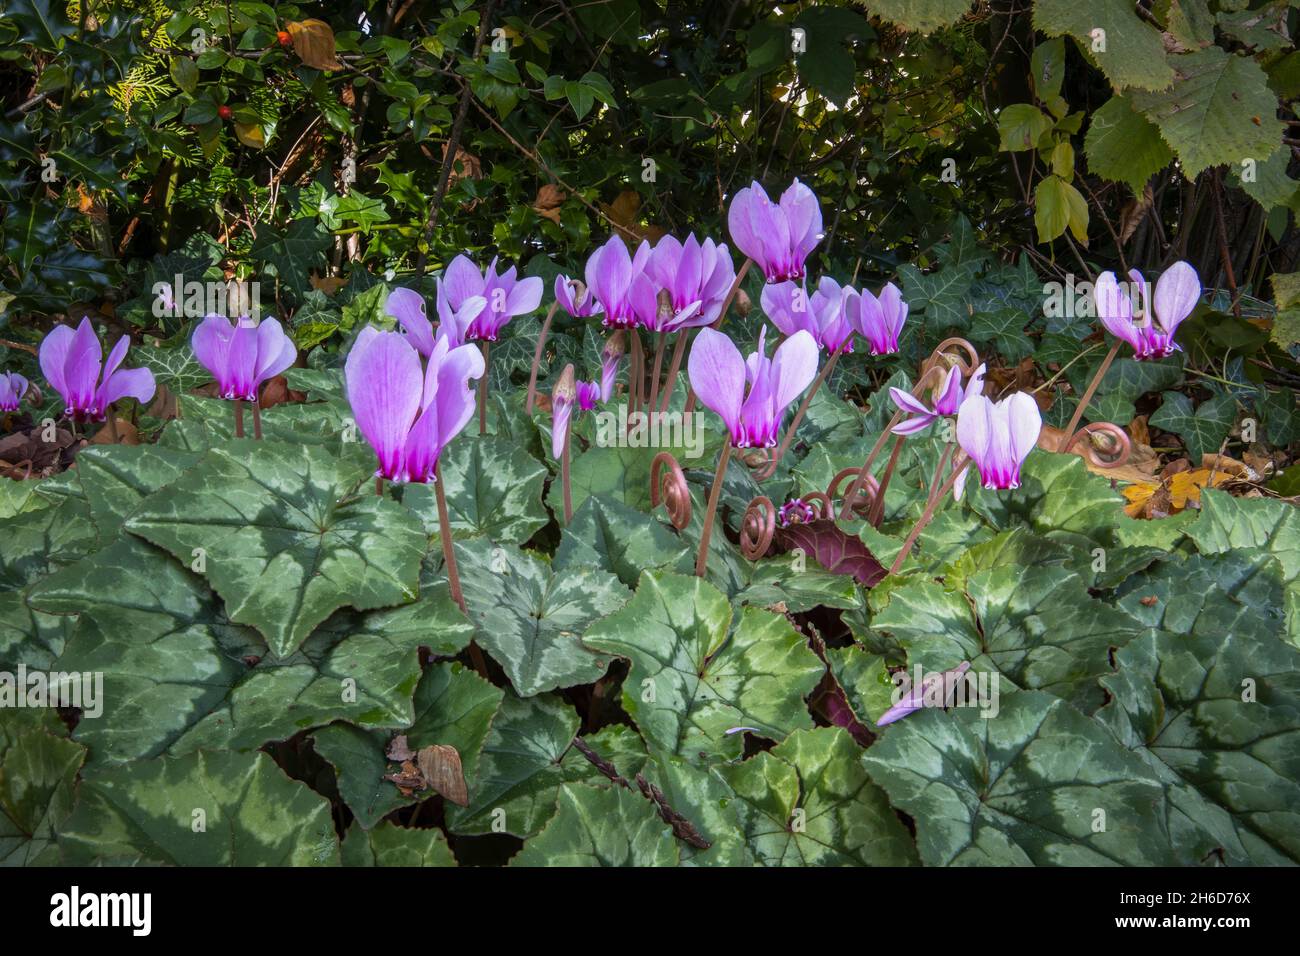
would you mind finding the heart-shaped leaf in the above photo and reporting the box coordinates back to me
[125,440,426,657]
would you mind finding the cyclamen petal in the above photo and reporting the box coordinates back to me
[40,319,154,422]
[387,287,437,357]
[687,328,747,444]
[346,329,424,481]
[0,371,29,411]
[727,179,822,282]
[956,391,1041,491]
[190,314,297,402]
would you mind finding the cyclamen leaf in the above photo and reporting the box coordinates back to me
[61,750,340,866]
[1102,552,1300,864]
[553,494,691,588]
[718,727,919,866]
[124,440,427,657]
[862,691,1181,865]
[511,783,679,867]
[446,695,648,839]
[582,571,825,761]
[0,711,86,866]
[340,821,457,866]
[454,538,629,696]
[402,434,549,546]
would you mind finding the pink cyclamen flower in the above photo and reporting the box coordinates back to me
[387,286,487,354]
[890,362,986,436]
[844,282,908,355]
[877,662,972,727]
[435,255,542,344]
[1093,261,1200,361]
[39,318,156,423]
[1,371,29,411]
[585,235,656,329]
[647,233,736,330]
[345,327,484,483]
[554,275,604,319]
[777,498,817,527]
[191,314,297,402]
[727,179,822,283]
[552,335,624,458]
[687,326,818,448]
[955,391,1042,498]
[762,277,854,353]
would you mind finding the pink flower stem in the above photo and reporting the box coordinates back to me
[628,331,643,417]
[106,407,119,444]
[648,331,667,412]
[252,398,263,440]
[1059,339,1120,451]
[478,341,490,435]
[658,330,689,414]
[685,258,752,415]
[525,301,561,415]
[375,476,384,497]
[694,441,733,577]
[889,456,971,575]
[924,442,955,510]
[434,461,466,613]
[869,433,906,526]
[234,399,245,438]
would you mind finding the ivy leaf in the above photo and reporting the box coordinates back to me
[248,218,331,303]
[1148,390,1237,461]
[60,751,340,865]
[454,538,629,696]
[862,691,1181,865]
[340,821,457,866]
[1083,94,1174,194]
[897,260,979,331]
[718,727,919,865]
[125,440,427,658]
[402,434,548,546]
[582,571,824,761]
[1130,47,1285,177]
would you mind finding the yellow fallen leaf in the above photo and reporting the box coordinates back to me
[287,19,342,71]
[1168,468,1230,510]
[233,121,266,149]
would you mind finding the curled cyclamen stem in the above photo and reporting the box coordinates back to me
[756,342,845,481]
[920,336,981,381]
[836,359,953,523]
[739,495,776,560]
[478,341,490,435]
[650,451,692,529]
[434,461,467,613]
[695,442,733,577]
[685,258,752,414]
[525,301,561,415]
[658,330,689,414]
[1059,339,1121,453]
[1063,421,1132,469]
[889,454,971,574]
[234,399,245,438]
[742,446,776,481]
[828,466,880,520]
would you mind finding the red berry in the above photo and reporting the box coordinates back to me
[277,30,292,48]
[218,105,233,120]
